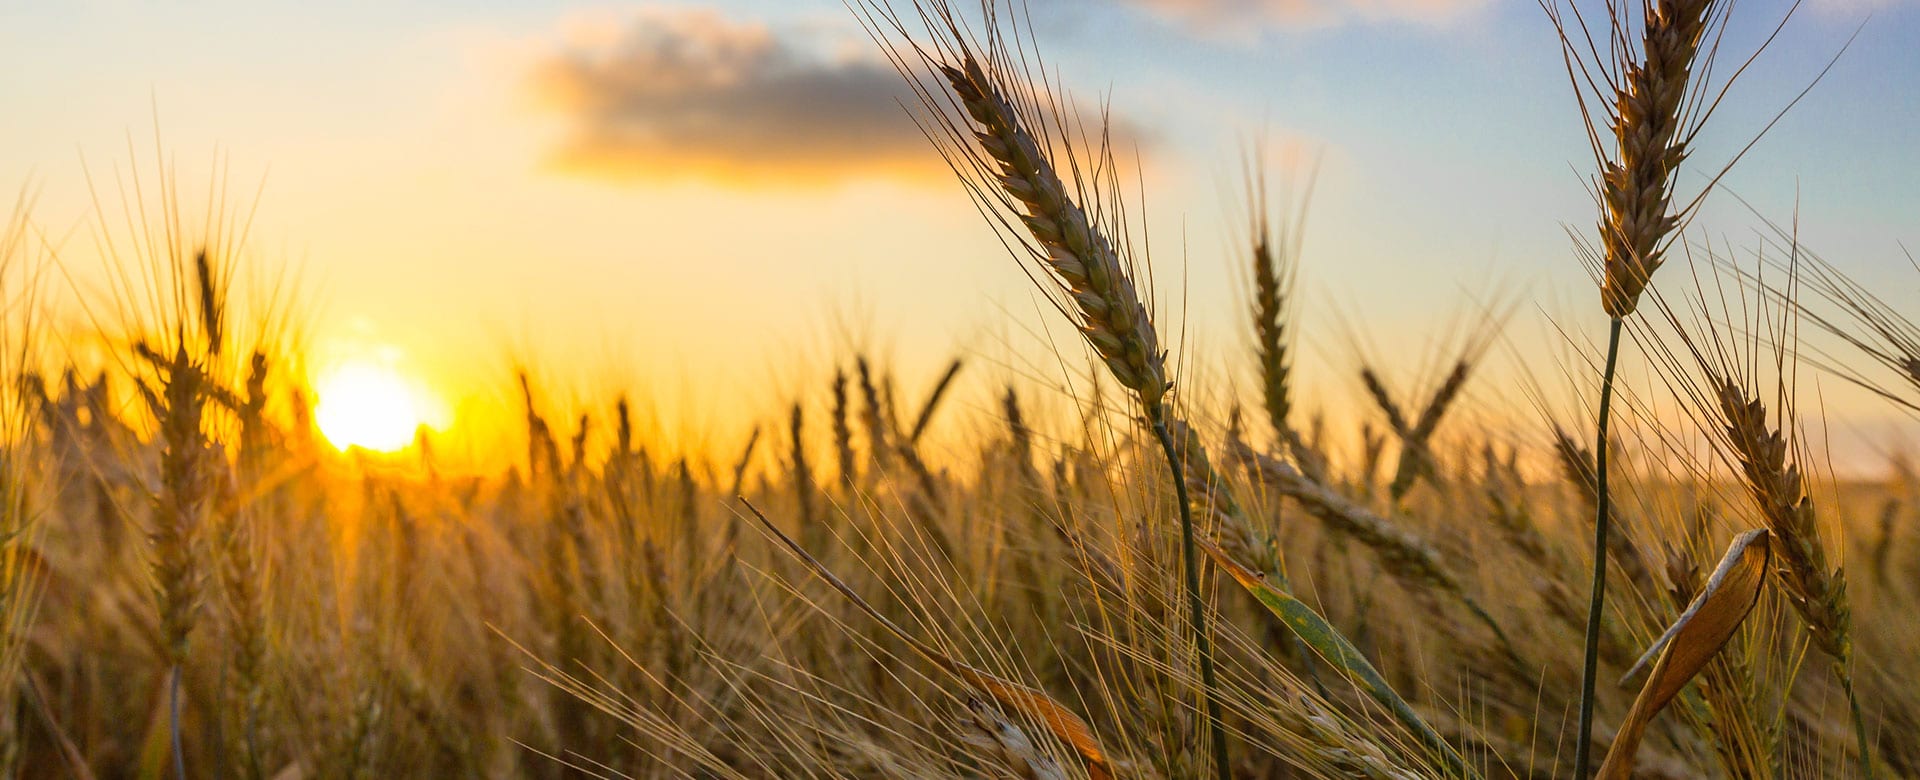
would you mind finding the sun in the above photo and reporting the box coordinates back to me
[314,361,432,452]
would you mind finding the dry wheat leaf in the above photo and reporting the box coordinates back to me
[1599,528,1771,779]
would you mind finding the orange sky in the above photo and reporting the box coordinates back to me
[4,0,1916,470]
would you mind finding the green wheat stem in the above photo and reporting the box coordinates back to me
[170,664,186,780]
[1840,667,1876,778]
[1575,315,1624,779]
[1151,412,1231,780]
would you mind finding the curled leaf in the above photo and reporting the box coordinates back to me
[1599,528,1771,779]
[957,671,1111,780]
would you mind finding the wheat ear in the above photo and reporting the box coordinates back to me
[830,369,856,491]
[1713,380,1868,770]
[1591,0,1718,318]
[1227,439,1523,670]
[1245,172,1323,482]
[938,60,1168,409]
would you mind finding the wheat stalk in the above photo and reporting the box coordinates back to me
[859,6,1222,768]
[1638,235,1876,775]
[856,357,893,474]
[1713,380,1861,720]
[1251,227,1294,446]
[928,61,1167,413]
[137,312,224,780]
[1548,0,1728,764]
[789,402,817,535]
[831,369,856,491]
[1243,164,1327,485]
[1581,0,1719,318]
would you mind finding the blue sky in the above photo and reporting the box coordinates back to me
[1,0,1914,460]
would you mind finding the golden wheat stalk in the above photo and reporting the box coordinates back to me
[936,59,1168,412]
[862,6,1227,769]
[1243,164,1323,482]
[1642,236,1876,775]
[830,369,856,490]
[1712,381,1865,743]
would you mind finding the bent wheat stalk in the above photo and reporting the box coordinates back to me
[1648,239,1876,775]
[863,8,1228,770]
[1713,380,1871,775]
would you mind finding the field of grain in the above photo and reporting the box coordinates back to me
[1,0,1916,778]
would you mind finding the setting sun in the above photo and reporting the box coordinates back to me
[313,362,432,452]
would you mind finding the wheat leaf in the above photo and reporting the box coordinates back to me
[1200,539,1475,779]
[1599,528,1771,779]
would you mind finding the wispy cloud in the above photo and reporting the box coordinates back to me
[526,7,929,185]
[1121,0,1493,36]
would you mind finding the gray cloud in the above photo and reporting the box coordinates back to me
[527,8,931,184]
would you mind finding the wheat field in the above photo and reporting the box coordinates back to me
[1,0,1917,778]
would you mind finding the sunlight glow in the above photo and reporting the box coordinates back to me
[314,362,431,452]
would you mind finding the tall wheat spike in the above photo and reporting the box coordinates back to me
[1546,0,1728,766]
[130,238,237,780]
[831,369,856,490]
[1243,161,1318,475]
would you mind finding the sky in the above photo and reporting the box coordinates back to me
[1,0,1916,465]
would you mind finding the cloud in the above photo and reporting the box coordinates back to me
[1120,0,1493,35]
[526,8,931,185]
